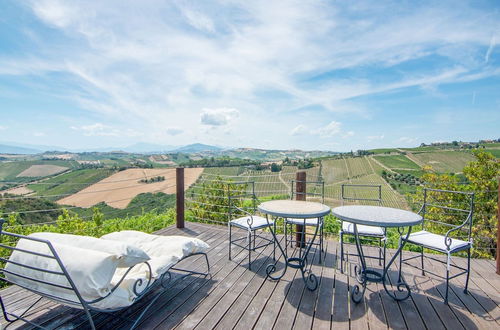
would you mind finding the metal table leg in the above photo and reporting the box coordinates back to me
[265,215,321,291]
[351,225,413,303]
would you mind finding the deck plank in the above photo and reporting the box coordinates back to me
[1,222,498,330]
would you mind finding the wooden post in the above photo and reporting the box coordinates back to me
[176,167,185,229]
[496,177,500,275]
[296,171,306,248]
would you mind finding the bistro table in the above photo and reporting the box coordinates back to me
[331,205,423,302]
[258,200,331,291]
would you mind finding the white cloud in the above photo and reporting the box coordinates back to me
[0,126,7,131]
[33,132,46,137]
[314,121,342,138]
[290,124,308,136]
[200,108,239,126]
[178,5,215,33]
[31,0,75,28]
[367,134,385,142]
[71,123,119,136]
[485,35,496,63]
[398,136,416,143]
[166,127,183,136]
[343,131,355,139]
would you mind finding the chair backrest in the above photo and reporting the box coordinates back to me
[290,180,325,203]
[227,181,257,219]
[341,184,382,206]
[420,188,474,241]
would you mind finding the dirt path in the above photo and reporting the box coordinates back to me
[278,171,291,191]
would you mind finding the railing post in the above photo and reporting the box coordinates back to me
[496,177,499,275]
[296,171,306,248]
[176,167,185,229]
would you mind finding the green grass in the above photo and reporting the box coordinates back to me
[373,155,420,170]
[28,168,115,199]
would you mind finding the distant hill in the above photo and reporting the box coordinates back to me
[122,143,176,153]
[173,143,222,153]
[0,144,41,154]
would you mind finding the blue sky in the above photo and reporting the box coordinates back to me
[0,0,499,152]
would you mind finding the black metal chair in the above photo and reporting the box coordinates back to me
[400,188,474,304]
[228,181,275,270]
[339,184,386,273]
[284,180,325,263]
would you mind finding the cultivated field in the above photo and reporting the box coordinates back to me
[0,160,77,181]
[410,151,475,173]
[16,165,68,177]
[57,168,204,209]
[321,157,407,209]
[372,154,420,170]
[28,168,115,198]
[0,185,33,195]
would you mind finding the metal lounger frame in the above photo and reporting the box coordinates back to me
[0,219,210,329]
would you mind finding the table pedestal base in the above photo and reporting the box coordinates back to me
[265,215,321,291]
[351,225,413,303]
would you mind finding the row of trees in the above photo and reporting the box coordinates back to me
[139,176,165,184]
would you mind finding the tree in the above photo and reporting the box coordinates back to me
[270,163,281,172]
[187,176,246,224]
[417,150,500,258]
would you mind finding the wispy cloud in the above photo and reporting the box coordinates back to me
[290,124,308,136]
[485,35,496,63]
[1,1,499,149]
[367,135,385,142]
[314,121,342,138]
[165,127,183,136]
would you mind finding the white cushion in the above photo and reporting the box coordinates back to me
[406,230,470,252]
[230,215,273,230]
[30,232,150,268]
[285,218,321,226]
[101,231,209,278]
[342,221,384,236]
[5,237,119,305]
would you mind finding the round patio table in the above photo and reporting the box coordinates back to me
[331,205,423,302]
[258,200,331,291]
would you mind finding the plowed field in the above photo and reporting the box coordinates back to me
[57,168,203,209]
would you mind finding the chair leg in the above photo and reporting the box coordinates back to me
[420,246,425,276]
[340,231,344,273]
[319,225,324,263]
[445,269,450,304]
[247,231,252,270]
[398,237,403,282]
[464,248,471,294]
[228,224,232,261]
[283,222,288,249]
[253,231,256,250]
[378,238,382,266]
[382,238,387,268]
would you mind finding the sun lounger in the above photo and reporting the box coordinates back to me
[0,220,210,329]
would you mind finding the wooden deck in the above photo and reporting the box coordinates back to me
[1,222,499,329]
